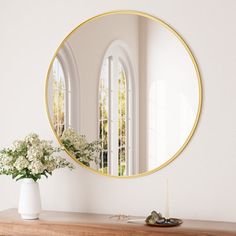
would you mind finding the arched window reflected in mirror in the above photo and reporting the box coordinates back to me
[52,58,66,137]
[99,43,133,176]
[49,44,79,138]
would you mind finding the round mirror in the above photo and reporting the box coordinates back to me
[46,11,202,177]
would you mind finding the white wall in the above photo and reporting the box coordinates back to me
[0,0,236,222]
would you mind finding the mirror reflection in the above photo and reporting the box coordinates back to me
[47,12,201,177]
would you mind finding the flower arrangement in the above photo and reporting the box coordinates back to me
[0,133,74,182]
[61,128,101,167]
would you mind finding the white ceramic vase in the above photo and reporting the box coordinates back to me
[18,178,41,220]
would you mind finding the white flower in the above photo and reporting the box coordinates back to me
[27,146,44,161]
[41,140,52,149]
[28,160,45,174]
[0,153,13,165]
[0,165,14,172]
[62,128,79,143]
[24,133,40,146]
[12,140,24,151]
[44,156,54,161]
[45,161,57,172]
[14,156,29,171]
[62,129,87,149]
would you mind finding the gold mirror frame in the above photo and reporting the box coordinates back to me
[45,10,202,178]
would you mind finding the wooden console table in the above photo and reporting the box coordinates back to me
[0,209,236,236]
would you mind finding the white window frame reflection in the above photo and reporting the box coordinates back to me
[50,42,80,137]
[98,41,136,176]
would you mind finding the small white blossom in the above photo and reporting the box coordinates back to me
[14,156,29,171]
[27,146,43,161]
[28,160,45,174]
[45,161,57,172]
[40,140,54,154]
[0,165,14,172]
[0,153,13,165]
[24,133,40,146]
[12,140,24,151]
[74,138,87,150]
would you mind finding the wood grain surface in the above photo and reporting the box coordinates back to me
[0,209,236,236]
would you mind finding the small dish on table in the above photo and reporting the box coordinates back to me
[145,211,182,227]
